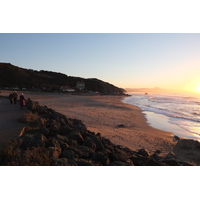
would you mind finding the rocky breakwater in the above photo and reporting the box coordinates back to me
[0,99,195,166]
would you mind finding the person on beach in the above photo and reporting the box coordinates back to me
[8,92,14,104]
[13,91,18,104]
[19,93,26,109]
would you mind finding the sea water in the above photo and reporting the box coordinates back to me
[123,92,200,141]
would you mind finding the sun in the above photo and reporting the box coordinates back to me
[195,82,200,92]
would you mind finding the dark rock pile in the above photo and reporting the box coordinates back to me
[173,139,200,165]
[0,99,194,166]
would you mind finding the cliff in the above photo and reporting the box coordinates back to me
[0,63,125,95]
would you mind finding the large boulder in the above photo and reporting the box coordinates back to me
[19,133,47,149]
[174,139,200,150]
[91,149,110,165]
[73,158,95,166]
[173,139,200,165]
[69,145,94,158]
[59,150,79,159]
[45,138,62,158]
[82,136,97,151]
[67,131,84,144]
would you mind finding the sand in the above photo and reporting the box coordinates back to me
[0,91,175,154]
[26,92,175,154]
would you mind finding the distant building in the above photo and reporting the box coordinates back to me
[76,81,85,91]
[60,86,75,92]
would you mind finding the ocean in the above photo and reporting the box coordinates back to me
[123,92,200,141]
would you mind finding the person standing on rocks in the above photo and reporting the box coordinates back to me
[13,91,18,104]
[19,93,26,109]
[8,92,14,104]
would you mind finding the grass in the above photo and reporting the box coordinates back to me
[18,111,38,124]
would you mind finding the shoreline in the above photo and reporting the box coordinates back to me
[143,111,200,141]
[123,93,200,142]
[0,91,175,154]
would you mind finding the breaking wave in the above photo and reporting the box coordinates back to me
[123,92,200,140]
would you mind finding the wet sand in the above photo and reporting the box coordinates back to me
[0,91,175,153]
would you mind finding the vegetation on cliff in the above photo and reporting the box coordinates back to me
[0,62,125,95]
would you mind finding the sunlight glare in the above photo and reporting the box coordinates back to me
[195,82,200,92]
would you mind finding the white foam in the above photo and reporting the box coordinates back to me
[123,92,200,141]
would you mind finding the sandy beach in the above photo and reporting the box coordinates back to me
[0,91,175,154]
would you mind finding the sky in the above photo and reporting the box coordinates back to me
[1,33,200,92]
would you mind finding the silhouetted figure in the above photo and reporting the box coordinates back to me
[19,93,26,109]
[9,92,14,104]
[13,91,18,104]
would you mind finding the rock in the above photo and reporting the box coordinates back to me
[30,117,47,128]
[165,152,176,159]
[48,119,60,128]
[45,138,62,158]
[19,133,47,149]
[55,134,69,143]
[59,125,72,135]
[26,99,38,112]
[174,139,200,150]
[179,162,194,166]
[83,136,97,151]
[101,138,114,152]
[48,126,60,136]
[59,150,79,159]
[72,119,87,133]
[145,159,164,166]
[137,149,150,157]
[64,118,74,127]
[57,140,69,151]
[40,127,50,136]
[69,145,94,158]
[89,135,104,151]
[150,153,162,161]
[73,158,95,166]
[82,131,95,141]
[56,117,66,126]
[129,155,147,166]
[51,158,70,166]
[50,111,63,120]
[117,124,125,128]
[96,132,102,139]
[107,161,132,166]
[154,150,162,154]
[67,131,84,144]
[47,146,61,158]
[163,159,180,166]
[36,105,49,115]
[91,149,110,165]
[173,139,200,165]
[111,147,128,163]
[173,135,181,142]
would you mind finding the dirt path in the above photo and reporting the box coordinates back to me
[0,97,26,146]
